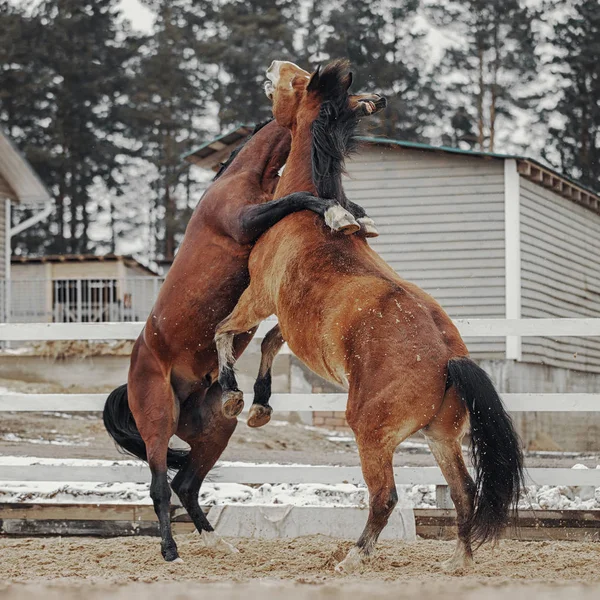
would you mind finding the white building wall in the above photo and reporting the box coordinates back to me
[520,178,600,373]
[345,145,506,359]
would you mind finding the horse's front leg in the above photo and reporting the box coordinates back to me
[234,192,359,244]
[345,200,379,238]
[215,287,273,419]
[247,324,285,428]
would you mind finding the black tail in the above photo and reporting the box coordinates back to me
[103,384,189,470]
[447,357,524,546]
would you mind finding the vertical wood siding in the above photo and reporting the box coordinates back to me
[520,179,600,373]
[345,146,506,359]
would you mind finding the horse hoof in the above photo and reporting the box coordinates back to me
[222,390,244,418]
[170,557,184,564]
[440,554,473,573]
[247,403,272,428]
[334,546,364,574]
[163,548,181,563]
[200,531,239,554]
[358,217,379,238]
[324,205,360,235]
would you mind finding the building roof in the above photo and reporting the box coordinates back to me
[0,128,52,205]
[183,125,600,213]
[357,136,600,213]
[181,124,254,170]
[11,254,161,277]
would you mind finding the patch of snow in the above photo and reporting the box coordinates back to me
[0,456,598,510]
[0,433,91,446]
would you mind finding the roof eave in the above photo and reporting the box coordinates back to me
[0,128,52,205]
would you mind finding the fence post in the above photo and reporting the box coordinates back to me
[435,485,453,509]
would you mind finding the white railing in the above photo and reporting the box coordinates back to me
[0,277,163,324]
[0,318,600,491]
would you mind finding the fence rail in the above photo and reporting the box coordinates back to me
[0,463,598,487]
[1,392,600,413]
[2,317,600,341]
[1,319,600,493]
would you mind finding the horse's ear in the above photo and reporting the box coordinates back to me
[343,71,354,91]
[307,65,322,92]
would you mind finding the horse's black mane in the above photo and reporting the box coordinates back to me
[213,118,274,181]
[309,60,359,206]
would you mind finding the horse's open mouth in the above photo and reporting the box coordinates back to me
[264,80,274,100]
[358,95,387,115]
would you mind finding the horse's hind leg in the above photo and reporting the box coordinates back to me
[247,324,285,428]
[337,379,444,574]
[336,437,398,574]
[215,287,273,418]
[423,386,476,572]
[128,346,180,562]
[173,382,238,553]
[336,389,421,573]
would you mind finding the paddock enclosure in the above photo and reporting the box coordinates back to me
[1,318,600,518]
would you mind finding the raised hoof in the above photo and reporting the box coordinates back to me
[357,217,379,238]
[222,390,244,418]
[324,205,360,235]
[247,403,273,428]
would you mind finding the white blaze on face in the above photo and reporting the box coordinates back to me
[264,61,308,98]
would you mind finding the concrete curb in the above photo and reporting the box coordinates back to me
[207,505,416,541]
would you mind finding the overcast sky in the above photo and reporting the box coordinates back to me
[118,0,155,32]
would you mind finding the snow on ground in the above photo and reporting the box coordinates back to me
[0,432,91,446]
[0,456,599,510]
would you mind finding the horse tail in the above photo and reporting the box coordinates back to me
[447,356,524,546]
[103,384,188,470]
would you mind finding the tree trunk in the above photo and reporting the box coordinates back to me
[477,44,485,151]
[109,198,116,255]
[489,21,500,152]
[164,181,175,261]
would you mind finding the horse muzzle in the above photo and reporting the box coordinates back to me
[357,94,387,116]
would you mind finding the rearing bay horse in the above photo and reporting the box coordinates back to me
[215,60,524,572]
[103,91,385,561]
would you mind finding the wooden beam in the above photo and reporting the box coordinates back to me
[1,504,599,542]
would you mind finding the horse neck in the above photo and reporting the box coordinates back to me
[273,120,316,200]
[225,121,290,183]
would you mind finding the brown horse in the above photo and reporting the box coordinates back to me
[215,60,524,573]
[103,87,385,561]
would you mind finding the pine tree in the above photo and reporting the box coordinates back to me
[201,0,300,127]
[428,0,539,152]
[545,0,599,191]
[122,0,211,261]
[0,0,139,255]
[305,0,440,142]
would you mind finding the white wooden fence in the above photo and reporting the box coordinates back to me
[1,318,600,491]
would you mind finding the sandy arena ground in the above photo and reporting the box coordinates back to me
[1,536,599,599]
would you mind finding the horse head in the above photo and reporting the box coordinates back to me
[264,60,386,131]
